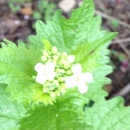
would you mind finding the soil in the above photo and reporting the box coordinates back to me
[0,0,130,105]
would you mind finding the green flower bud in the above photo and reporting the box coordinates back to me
[57,77,65,82]
[60,83,66,88]
[52,46,58,54]
[61,52,67,58]
[48,59,53,62]
[50,92,56,97]
[43,50,48,56]
[55,91,60,96]
[58,87,66,93]
[50,87,55,91]
[56,65,60,70]
[61,88,66,93]
[43,88,49,93]
[58,59,65,65]
[48,51,52,55]
[41,56,47,62]
[44,81,50,87]
[55,68,61,73]
[59,69,65,74]
[53,55,59,62]
[64,63,70,69]
[65,70,72,75]
[56,68,65,74]
[52,80,59,87]
[57,52,61,56]
[54,72,59,78]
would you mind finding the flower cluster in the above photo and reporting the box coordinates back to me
[34,46,93,98]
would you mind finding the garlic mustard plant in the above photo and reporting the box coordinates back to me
[0,0,130,130]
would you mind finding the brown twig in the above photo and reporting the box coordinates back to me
[112,38,130,59]
[112,38,130,44]
[119,44,130,59]
[0,30,30,41]
[115,83,130,96]
[95,10,130,29]
[95,10,130,59]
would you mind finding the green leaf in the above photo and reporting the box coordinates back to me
[30,0,95,53]
[82,41,114,102]
[20,90,94,130]
[28,35,44,49]
[0,40,42,104]
[72,35,116,102]
[0,84,26,130]
[85,97,130,130]
[42,38,52,50]
[71,23,117,102]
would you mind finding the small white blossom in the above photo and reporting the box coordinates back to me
[65,64,93,93]
[34,62,56,84]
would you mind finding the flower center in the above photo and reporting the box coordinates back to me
[34,46,75,98]
[34,45,93,98]
[76,77,81,82]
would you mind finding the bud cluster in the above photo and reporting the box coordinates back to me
[35,46,75,98]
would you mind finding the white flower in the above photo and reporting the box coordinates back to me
[34,62,56,84]
[65,64,93,93]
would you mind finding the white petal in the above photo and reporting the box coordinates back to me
[34,63,45,72]
[47,72,55,81]
[72,63,82,75]
[65,76,76,88]
[45,62,55,72]
[77,83,88,94]
[36,74,46,84]
[81,72,93,83]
